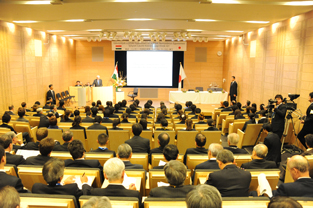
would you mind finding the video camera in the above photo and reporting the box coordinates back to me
[284,94,300,111]
[267,99,277,110]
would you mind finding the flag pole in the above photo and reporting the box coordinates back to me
[180,62,191,90]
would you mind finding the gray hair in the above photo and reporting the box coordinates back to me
[82,197,112,208]
[0,186,20,208]
[103,158,125,182]
[117,143,132,159]
[186,184,222,208]
[4,132,16,140]
[164,160,187,186]
[37,107,43,113]
[208,143,223,157]
[288,155,309,173]
[253,144,268,159]
[227,133,239,145]
[42,158,65,186]
[216,150,234,164]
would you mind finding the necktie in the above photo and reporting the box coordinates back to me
[97,80,99,85]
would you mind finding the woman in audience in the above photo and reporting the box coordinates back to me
[85,106,91,113]
[181,119,196,131]
[114,104,122,114]
[121,113,130,123]
[177,113,187,124]
[70,116,86,139]
[193,113,206,128]
[234,109,245,120]
[91,107,98,117]
[98,105,105,114]
[57,101,66,111]
[155,113,165,124]
[111,119,123,130]
[61,110,73,122]
[96,100,102,107]
[32,104,38,112]
[140,119,149,130]
[162,108,170,118]
[243,106,251,115]
[120,99,128,109]
[236,102,244,111]
[174,110,184,119]
[242,113,256,132]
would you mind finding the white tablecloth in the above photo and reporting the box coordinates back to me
[169,91,228,104]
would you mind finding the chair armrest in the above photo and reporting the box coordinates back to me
[237,129,245,149]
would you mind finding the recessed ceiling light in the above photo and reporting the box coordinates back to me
[127,18,152,21]
[47,30,65,32]
[195,19,216,22]
[187,29,203,32]
[212,0,240,4]
[65,19,85,22]
[285,1,313,5]
[246,21,270,24]
[226,30,243,32]
[24,1,50,4]
[87,29,103,32]
[13,20,38,23]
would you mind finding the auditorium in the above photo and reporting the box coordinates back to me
[1,0,313,207]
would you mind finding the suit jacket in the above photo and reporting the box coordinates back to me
[224,146,248,154]
[195,159,219,170]
[6,152,26,166]
[221,107,232,112]
[205,164,251,197]
[302,149,313,156]
[149,147,164,164]
[149,185,194,198]
[258,118,269,124]
[204,126,219,131]
[123,161,143,169]
[64,159,104,182]
[38,115,50,128]
[23,141,40,150]
[302,103,313,132]
[125,136,150,154]
[16,117,29,122]
[271,104,287,135]
[46,90,56,104]
[92,79,103,87]
[0,172,27,193]
[242,119,256,132]
[230,81,238,97]
[60,118,73,122]
[26,155,52,165]
[264,132,281,163]
[89,148,116,157]
[5,111,15,115]
[87,123,109,135]
[273,178,313,197]
[183,147,208,164]
[241,159,277,169]
[102,118,113,123]
[53,142,70,151]
[82,116,94,123]
[0,123,16,134]
[83,184,142,207]
[70,125,86,139]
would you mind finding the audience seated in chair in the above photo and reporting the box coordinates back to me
[149,160,194,198]
[186,184,222,208]
[87,116,109,135]
[221,101,232,112]
[26,138,55,165]
[155,113,165,124]
[193,113,206,128]
[267,197,302,208]
[234,109,245,120]
[70,116,87,139]
[153,144,179,169]
[125,123,150,154]
[149,132,170,164]
[121,113,130,123]
[91,107,98,118]
[4,132,23,152]
[241,113,256,132]
[110,119,123,130]
[0,135,26,166]
[229,105,238,116]
[57,100,66,112]
[48,116,62,130]
[102,109,113,123]
[89,133,116,157]
[139,119,149,130]
[190,108,201,119]
[195,143,223,170]
[140,114,151,124]
[172,103,182,115]
[32,104,38,113]
[180,119,196,131]
[82,196,112,208]
[156,119,170,131]
[16,108,29,123]
[6,105,15,115]
[183,133,208,164]
[0,146,27,193]
[83,158,142,208]
[38,112,53,129]
[82,111,94,123]
[32,158,88,202]
[205,150,251,197]
[117,144,143,169]
[224,133,248,154]
[33,107,43,117]
[126,107,137,118]
[60,110,73,123]
[43,100,51,109]
[24,128,48,150]
[53,130,73,152]
[134,99,141,108]
[262,124,281,164]
[0,113,16,134]
[204,119,219,131]
[49,105,60,119]
[302,134,313,156]
[176,113,186,124]
[240,144,277,169]
[258,110,269,124]
[184,101,193,112]
[0,186,22,208]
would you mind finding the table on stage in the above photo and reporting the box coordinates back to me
[169,91,228,104]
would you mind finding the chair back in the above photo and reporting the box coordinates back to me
[129,153,148,171]
[107,130,130,152]
[149,169,191,190]
[200,131,222,148]
[70,130,87,148]
[237,124,263,148]
[151,153,184,168]
[86,130,106,151]
[133,88,138,95]
[80,196,139,208]
[176,131,199,154]
[85,152,114,166]
[20,194,77,208]
[47,129,63,143]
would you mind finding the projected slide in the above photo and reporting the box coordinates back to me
[127,51,173,87]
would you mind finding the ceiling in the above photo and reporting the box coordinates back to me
[1,0,313,41]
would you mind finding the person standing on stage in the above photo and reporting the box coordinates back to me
[46,84,56,104]
[92,75,103,87]
[271,94,287,139]
[229,76,238,102]
[298,92,313,148]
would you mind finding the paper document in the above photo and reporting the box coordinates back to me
[123,173,137,189]
[158,160,166,166]
[258,173,273,198]
[16,149,40,159]
[157,182,170,187]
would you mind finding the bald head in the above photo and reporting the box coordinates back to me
[253,144,268,159]
[288,155,310,181]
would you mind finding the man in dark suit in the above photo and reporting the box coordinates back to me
[149,160,194,198]
[46,84,56,104]
[298,92,313,148]
[64,140,104,182]
[229,76,238,102]
[258,110,269,124]
[205,150,251,197]
[87,116,109,136]
[0,135,25,166]
[23,128,48,150]
[102,109,113,123]
[92,75,103,87]
[153,144,179,169]
[43,101,51,109]
[89,133,116,156]
[302,134,313,156]
[32,158,89,202]
[5,105,15,115]
[221,101,232,112]
[268,155,313,197]
[263,124,281,164]
[126,108,137,118]
[33,107,43,117]
[0,146,27,193]
[195,143,223,170]
[53,130,73,151]
[125,123,150,154]
[82,111,94,123]
[241,144,277,169]
[0,113,16,133]
[16,108,29,123]
[183,133,208,164]
[117,144,143,169]
[224,133,248,154]
[26,138,54,165]
[0,186,24,208]
[204,119,219,131]
[149,132,170,164]
[82,158,142,208]
[271,94,287,139]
